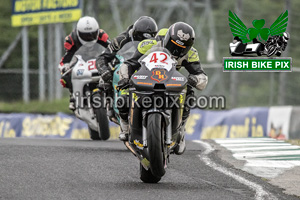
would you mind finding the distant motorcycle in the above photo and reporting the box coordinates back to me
[264,35,287,57]
[62,43,110,140]
[229,37,264,56]
[119,47,188,183]
[265,41,281,57]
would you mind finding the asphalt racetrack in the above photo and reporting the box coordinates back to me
[0,138,297,200]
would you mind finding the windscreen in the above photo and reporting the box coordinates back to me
[74,43,105,62]
[117,41,140,60]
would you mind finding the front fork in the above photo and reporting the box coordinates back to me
[85,86,95,119]
[141,109,173,148]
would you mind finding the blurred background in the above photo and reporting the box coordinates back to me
[0,0,299,113]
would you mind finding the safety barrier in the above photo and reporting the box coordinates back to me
[186,106,298,140]
[0,112,120,140]
[0,106,299,140]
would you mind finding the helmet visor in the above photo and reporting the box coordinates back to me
[78,30,99,42]
[133,31,156,41]
[165,39,190,57]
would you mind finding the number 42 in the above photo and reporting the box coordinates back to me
[150,52,168,64]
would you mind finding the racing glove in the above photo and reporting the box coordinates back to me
[100,68,113,82]
[188,74,208,91]
[58,63,70,74]
[117,78,130,91]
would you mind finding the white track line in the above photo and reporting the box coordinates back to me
[233,150,300,159]
[228,146,300,152]
[214,138,300,178]
[215,138,278,142]
[194,140,277,200]
[214,140,284,144]
[220,143,292,147]
[245,160,300,168]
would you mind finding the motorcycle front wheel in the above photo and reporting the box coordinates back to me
[144,113,165,180]
[92,93,110,140]
[267,46,277,57]
[89,127,101,140]
[140,163,161,183]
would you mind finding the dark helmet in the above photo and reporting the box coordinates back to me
[163,22,195,57]
[132,16,158,41]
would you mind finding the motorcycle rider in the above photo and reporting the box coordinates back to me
[265,32,290,56]
[117,22,208,154]
[59,16,111,110]
[95,16,158,121]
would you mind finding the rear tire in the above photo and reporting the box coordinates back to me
[93,93,110,140]
[147,113,165,178]
[140,163,161,183]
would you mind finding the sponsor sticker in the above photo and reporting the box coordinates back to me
[171,77,185,81]
[133,75,148,80]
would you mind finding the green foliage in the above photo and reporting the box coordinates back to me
[0,0,299,108]
[286,140,300,146]
[0,2,21,69]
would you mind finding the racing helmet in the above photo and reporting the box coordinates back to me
[163,22,195,57]
[76,16,99,45]
[282,32,290,42]
[132,16,158,41]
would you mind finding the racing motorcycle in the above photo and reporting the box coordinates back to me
[62,43,110,140]
[120,47,188,183]
[101,41,140,124]
[229,37,264,56]
[265,36,283,57]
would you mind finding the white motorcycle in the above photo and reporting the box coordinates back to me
[229,37,264,56]
[64,43,110,140]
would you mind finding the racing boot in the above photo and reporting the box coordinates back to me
[174,118,187,155]
[119,118,129,141]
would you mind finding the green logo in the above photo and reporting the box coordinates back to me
[223,57,291,72]
[229,10,288,43]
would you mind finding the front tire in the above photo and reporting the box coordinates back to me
[147,113,165,178]
[267,46,276,57]
[88,127,101,140]
[93,93,110,140]
[140,163,161,183]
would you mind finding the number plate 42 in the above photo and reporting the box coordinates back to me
[142,51,176,72]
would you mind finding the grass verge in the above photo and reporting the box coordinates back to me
[0,98,72,114]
